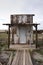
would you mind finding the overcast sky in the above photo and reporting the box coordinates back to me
[0,0,43,30]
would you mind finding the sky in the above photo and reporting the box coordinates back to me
[0,0,43,30]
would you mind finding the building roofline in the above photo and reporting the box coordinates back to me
[11,14,35,16]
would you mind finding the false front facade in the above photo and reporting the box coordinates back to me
[10,14,34,44]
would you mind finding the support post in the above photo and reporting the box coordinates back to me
[12,30,14,44]
[8,25,10,48]
[35,25,38,48]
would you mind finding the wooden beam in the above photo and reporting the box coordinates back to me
[12,31,14,44]
[8,25,10,48]
[35,25,38,48]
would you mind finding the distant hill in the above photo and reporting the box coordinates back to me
[0,30,7,33]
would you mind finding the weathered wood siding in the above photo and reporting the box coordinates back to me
[11,15,33,44]
[11,15,33,24]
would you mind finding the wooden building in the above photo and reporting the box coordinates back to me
[3,14,40,48]
[10,14,34,44]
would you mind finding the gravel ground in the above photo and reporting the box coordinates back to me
[31,51,43,65]
[0,51,16,65]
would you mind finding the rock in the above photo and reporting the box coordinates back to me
[0,51,10,64]
[0,62,2,65]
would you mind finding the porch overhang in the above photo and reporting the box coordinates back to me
[3,23,40,48]
[3,23,40,27]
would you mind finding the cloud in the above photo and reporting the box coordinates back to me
[0,0,43,29]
